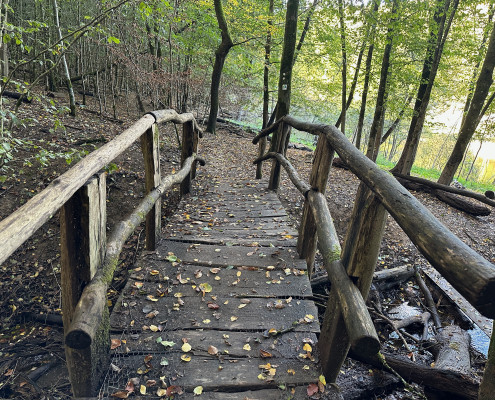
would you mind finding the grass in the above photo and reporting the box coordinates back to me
[375,155,495,194]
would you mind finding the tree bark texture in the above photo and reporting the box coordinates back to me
[206,0,233,134]
[268,0,299,190]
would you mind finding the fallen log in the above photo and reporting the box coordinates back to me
[2,90,32,103]
[425,325,472,399]
[392,172,495,209]
[435,190,491,216]
[349,349,479,400]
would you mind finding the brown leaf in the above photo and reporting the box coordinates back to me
[307,383,318,396]
[111,338,122,350]
[208,345,219,355]
[110,390,130,398]
[260,349,273,358]
[166,385,184,396]
[207,302,220,310]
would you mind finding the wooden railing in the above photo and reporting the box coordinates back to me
[0,110,203,397]
[253,115,495,383]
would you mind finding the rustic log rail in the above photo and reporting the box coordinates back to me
[253,115,495,385]
[0,109,203,397]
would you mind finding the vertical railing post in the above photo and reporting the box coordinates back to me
[297,133,335,275]
[180,120,194,196]
[141,123,161,250]
[191,127,199,180]
[318,183,387,382]
[60,172,108,397]
[268,122,290,190]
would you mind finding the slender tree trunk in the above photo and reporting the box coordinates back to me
[355,0,380,151]
[268,0,299,190]
[391,0,458,174]
[0,0,9,78]
[257,0,274,180]
[380,93,413,144]
[465,139,483,181]
[338,0,347,136]
[438,19,495,185]
[461,5,494,126]
[206,0,233,134]
[366,0,398,162]
[53,0,76,117]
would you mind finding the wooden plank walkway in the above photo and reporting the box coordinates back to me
[104,179,322,399]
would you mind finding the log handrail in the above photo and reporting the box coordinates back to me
[254,152,380,356]
[253,115,495,319]
[0,110,201,266]
[65,154,205,349]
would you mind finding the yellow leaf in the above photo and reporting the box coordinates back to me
[287,368,296,375]
[181,354,191,362]
[257,373,266,380]
[230,316,238,321]
[319,375,327,385]
[182,342,192,352]
[193,386,203,396]
[140,385,146,395]
[268,368,276,376]
[150,270,160,275]
[174,292,183,298]
[303,365,310,370]
[202,319,211,324]
[149,325,159,332]
[147,295,158,302]
[238,304,247,309]
[243,344,251,351]
[303,343,312,352]
[215,276,221,281]
[236,271,242,277]
[156,388,167,397]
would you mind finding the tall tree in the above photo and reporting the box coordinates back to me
[268,0,299,190]
[391,0,458,174]
[53,0,76,116]
[438,20,495,185]
[256,0,274,180]
[206,0,233,134]
[337,0,347,136]
[355,0,380,151]
[366,0,397,161]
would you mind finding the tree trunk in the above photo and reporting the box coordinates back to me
[391,0,458,174]
[257,0,274,180]
[380,93,413,144]
[268,0,299,190]
[479,321,495,399]
[438,19,495,185]
[366,0,397,161]
[355,0,380,151]
[206,0,233,134]
[337,0,347,136]
[53,0,76,117]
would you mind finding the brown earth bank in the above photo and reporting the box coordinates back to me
[0,90,493,399]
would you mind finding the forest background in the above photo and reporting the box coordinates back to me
[1,0,495,192]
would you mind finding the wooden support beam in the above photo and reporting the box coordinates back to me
[307,191,379,358]
[268,122,291,190]
[181,121,194,196]
[60,173,108,398]
[141,124,161,250]
[297,133,334,274]
[319,184,387,382]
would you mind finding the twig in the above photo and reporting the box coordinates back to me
[370,307,413,355]
[414,266,442,329]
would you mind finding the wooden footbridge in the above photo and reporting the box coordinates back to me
[1,110,495,399]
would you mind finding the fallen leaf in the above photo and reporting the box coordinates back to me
[303,343,312,352]
[193,386,203,395]
[181,354,191,362]
[230,316,238,321]
[308,382,321,397]
[140,385,146,395]
[260,349,273,358]
[182,342,192,352]
[110,390,130,398]
[208,345,219,355]
[287,368,296,375]
[209,268,221,274]
[166,385,183,396]
[207,302,220,310]
[238,303,247,309]
[111,339,122,350]
[243,343,251,351]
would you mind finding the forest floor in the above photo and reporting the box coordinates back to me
[0,90,494,399]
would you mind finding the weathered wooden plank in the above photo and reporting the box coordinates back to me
[127,265,311,297]
[106,354,320,391]
[164,386,313,400]
[164,233,297,247]
[165,218,292,231]
[110,295,319,333]
[111,330,318,358]
[150,241,307,270]
[185,208,287,220]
